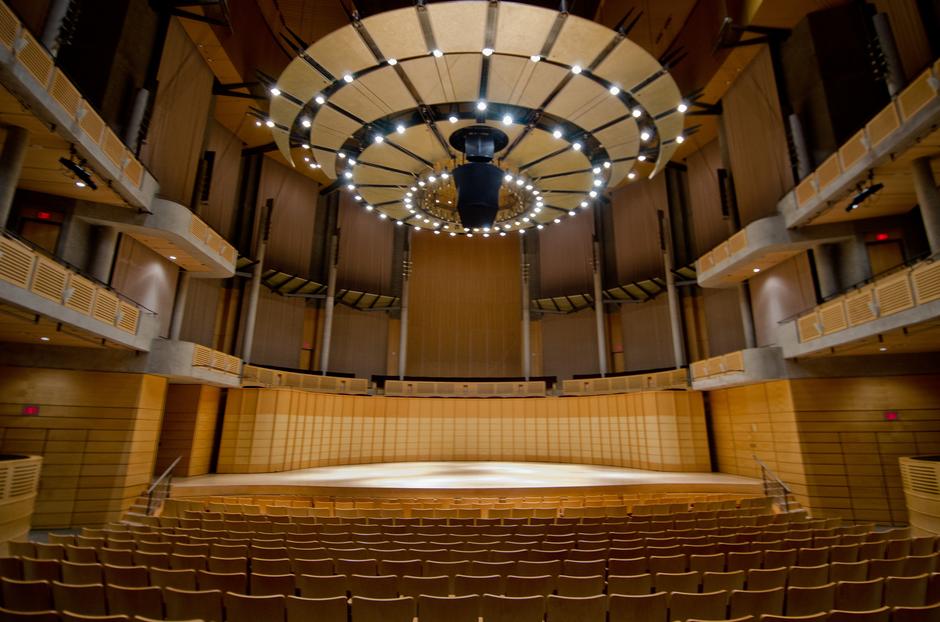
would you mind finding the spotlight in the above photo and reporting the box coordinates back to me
[675,135,685,143]
[366,204,374,211]
[255,120,262,126]
[59,156,97,190]
[502,114,512,126]
[449,115,458,123]
[553,218,560,223]
[569,210,576,216]
[628,171,637,180]
[609,85,620,95]
[752,267,761,273]
[301,143,310,149]
[593,166,601,174]
[315,94,326,105]
[396,124,406,134]
[589,190,597,197]
[677,101,688,113]
[40,336,50,342]
[269,86,280,96]
[530,55,541,63]
[338,152,346,159]
[552,129,562,139]
[441,172,450,179]
[301,118,311,128]
[387,58,398,66]
[572,142,582,151]
[632,108,642,118]
[580,201,588,208]
[265,119,275,128]
[845,182,885,212]
[504,174,513,182]
[640,130,651,141]
[476,100,487,111]
[379,213,387,219]
[343,73,354,83]
[603,161,611,169]
[638,154,647,162]
[432,49,444,58]
[482,47,494,56]
[571,65,582,74]
[374,135,384,143]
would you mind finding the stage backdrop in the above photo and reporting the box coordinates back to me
[216,389,710,473]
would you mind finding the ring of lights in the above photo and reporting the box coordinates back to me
[266,1,687,235]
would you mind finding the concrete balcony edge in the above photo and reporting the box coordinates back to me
[690,347,786,390]
[147,340,242,387]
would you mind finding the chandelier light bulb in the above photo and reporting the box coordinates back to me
[476,100,487,111]
[632,108,642,118]
[552,129,562,139]
[571,65,582,74]
[387,58,398,66]
[677,101,688,113]
[396,124,405,134]
[530,55,541,63]
[315,94,325,105]
[432,48,443,58]
[343,73,354,83]
[609,85,620,95]
[482,47,494,56]
[269,86,280,96]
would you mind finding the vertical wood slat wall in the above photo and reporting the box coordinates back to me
[217,389,710,474]
[154,384,221,478]
[710,376,940,524]
[0,367,167,528]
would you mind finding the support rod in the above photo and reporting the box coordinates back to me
[319,231,339,373]
[241,199,273,363]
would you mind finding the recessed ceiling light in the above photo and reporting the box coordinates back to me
[338,152,346,159]
[604,161,611,169]
[571,65,582,74]
[449,115,458,123]
[379,213,387,219]
[632,108,642,118]
[75,181,86,188]
[301,143,310,149]
[40,336,50,342]
[301,118,311,128]
[677,102,688,113]
[589,190,597,197]
[593,179,602,187]
[169,255,177,260]
[315,94,325,105]
[675,135,685,143]
[396,124,405,134]
[365,205,373,211]
[593,166,601,174]
[265,119,275,128]
[504,174,513,182]
[269,86,280,96]
[580,201,588,208]
[752,267,761,273]
[537,224,544,230]
[879,346,888,351]
[568,210,576,216]
[476,100,487,111]
[627,171,637,180]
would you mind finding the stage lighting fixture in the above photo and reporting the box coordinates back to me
[845,182,884,212]
[59,156,97,190]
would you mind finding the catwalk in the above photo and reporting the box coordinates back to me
[172,461,762,498]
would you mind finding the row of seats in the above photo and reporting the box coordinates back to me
[2,579,939,622]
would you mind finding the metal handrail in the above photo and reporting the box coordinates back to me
[146,456,181,516]
[753,454,792,514]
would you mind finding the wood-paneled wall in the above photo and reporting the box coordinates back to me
[873,0,933,80]
[539,210,593,298]
[748,252,816,346]
[140,17,214,206]
[217,389,710,473]
[723,48,793,226]
[710,376,940,523]
[619,296,676,372]
[199,120,243,240]
[337,194,394,295]
[257,159,320,279]
[111,236,180,338]
[0,367,167,528]
[155,384,220,478]
[610,174,667,283]
[240,287,305,368]
[407,233,521,377]
[327,304,389,379]
[541,309,600,380]
[685,139,729,258]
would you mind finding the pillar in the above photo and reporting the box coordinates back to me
[873,12,906,97]
[659,210,686,368]
[168,271,191,341]
[240,200,273,363]
[0,126,29,230]
[318,232,339,373]
[813,243,841,300]
[913,157,940,255]
[520,236,531,380]
[40,0,71,55]
[397,236,411,380]
[88,225,119,284]
[592,239,608,376]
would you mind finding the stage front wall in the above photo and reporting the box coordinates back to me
[217,389,710,473]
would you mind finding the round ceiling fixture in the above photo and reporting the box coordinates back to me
[266,1,686,236]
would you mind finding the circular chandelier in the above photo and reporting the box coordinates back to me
[264,1,687,237]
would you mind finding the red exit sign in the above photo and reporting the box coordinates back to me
[21,405,40,415]
[884,411,899,421]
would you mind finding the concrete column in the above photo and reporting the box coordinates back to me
[397,238,411,380]
[873,12,906,97]
[913,157,940,256]
[88,225,119,284]
[240,200,273,363]
[738,283,758,349]
[520,236,531,380]
[841,234,873,286]
[41,0,71,55]
[319,232,339,374]
[0,126,29,230]
[813,243,841,300]
[124,88,151,153]
[168,271,191,341]
[592,239,608,376]
[789,113,812,179]
[659,210,686,368]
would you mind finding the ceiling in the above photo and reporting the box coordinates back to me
[0,301,128,349]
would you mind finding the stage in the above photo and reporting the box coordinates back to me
[171,461,763,498]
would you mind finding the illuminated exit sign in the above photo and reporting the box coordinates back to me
[884,411,899,421]
[21,405,40,415]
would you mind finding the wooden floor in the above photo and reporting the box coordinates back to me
[172,461,762,498]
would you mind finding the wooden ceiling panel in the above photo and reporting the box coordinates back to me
[358,187,406,205]
[361,6,428,61]
[513,62,569,109]
[306,25,376,78]
[485,55,531,104]
[330,71,415,125]
[426,1,488,53]
[353,166,414,186]
[311,106,362,150]
[549,15,615,70]
[494,3,559,57]
[593,38,662,94]
[277,57,331,99]
[538,170,593,192]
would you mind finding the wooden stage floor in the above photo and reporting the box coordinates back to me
[172,462,762,498]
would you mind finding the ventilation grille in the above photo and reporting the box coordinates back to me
[712,242,731,264]
[875,273,915,316]
[901,459,940,496]
[898,69,937,121]
[798,313,822,342]
[866,103,901,148]
[8,460,40,498]
[816,153,842,190]
[0,3,18,50]
[839,130,869,170]
[819,300,848,335]
[192,344,213,367]
[912,261,940,305]
[729,230,748,255]
[64,274,95,315]
[30,257,67,302]
[117,301,138,334]
[205,232,222,253]
[93,289,119,325]
[697,253,715,273]
[795,175,817,206]
[845,289,877,326]
[17,30,52,87]
[722,351,745,373]
[79,107,105,143]
[124,159,143,188]
[101,129,125,169]
[220,243,235,263]
[0,236,35,288]
[50,70,80,120]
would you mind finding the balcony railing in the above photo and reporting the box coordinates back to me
[561,369,688,395]
[690,350,745,381]
[242,365,369,395]
[192,344,241,376]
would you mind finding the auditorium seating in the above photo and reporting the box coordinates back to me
[1,499,937,621]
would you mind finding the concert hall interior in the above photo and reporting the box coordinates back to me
[1,0,940,620]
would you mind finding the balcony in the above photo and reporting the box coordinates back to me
[560,369,688,395]
[0,3,157,210]
[780,63,940,228]
[242,365,370,395]
[690,347,786,390]
[779,258,940,358]
[0,233,159,350]
[75,199,236,278]
[146,340,242,387]
[696,216,850,288]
